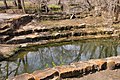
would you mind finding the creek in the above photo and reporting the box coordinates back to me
[0,39,120,79]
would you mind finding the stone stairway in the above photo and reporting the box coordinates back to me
[1,22,117,44]
[0,13,119,45]
[0,13,33,43]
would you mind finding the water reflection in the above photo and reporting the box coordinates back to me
[0,39,120,79]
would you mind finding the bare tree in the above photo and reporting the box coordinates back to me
[3,0,8,9]
[85,0,93,11]
[21,0,26,13]
[13,0,17,6]
[17,0,22,9]
[114,0,120,21]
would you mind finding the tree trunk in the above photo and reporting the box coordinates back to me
[58,0,61,5]
[21,0,26,13]
[3,0,8,9]
[114,0,120,21]
[13,0,17,6]
[86,0,93,11]
[17,0,22,9]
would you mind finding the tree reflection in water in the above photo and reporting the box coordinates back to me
[0,39,120,79]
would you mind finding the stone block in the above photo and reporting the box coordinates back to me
[54,61,95,78]
[106,56,120,68]
[55,65,77,78]
[70,61,95,74]
[107,60,115,70]
[32,68,59,80]
[10,73,35,80]
[88,59,107,71]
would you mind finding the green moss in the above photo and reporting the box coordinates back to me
[48,4,61,9]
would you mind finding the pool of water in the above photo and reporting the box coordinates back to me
[0,39,120,79]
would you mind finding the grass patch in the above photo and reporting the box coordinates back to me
[48,4,61,11]
[48,4,61,9]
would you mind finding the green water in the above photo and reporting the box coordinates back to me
[0,39,120,79]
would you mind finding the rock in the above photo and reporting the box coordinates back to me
[107,60,115,70]
[88,59,107,71]
[0,44,19,61]
[54,61,95,79]
[20,43,28,47]
[79,23,86,28]
[70,61,95,74]
[32,68,59,80]
[106,56,120,68]
[55,65,78,78]
[9,73,35,80]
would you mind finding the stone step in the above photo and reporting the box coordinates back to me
[12,23,86,36]
[0,23,10,30]
[40,13,71,20]
[0,35,13,43]
[6,32,51,44]
[32,68,59,80]
[0,13,33,35]
[0,27,13,35]
[6,28,115,44]
[0,24,86,43]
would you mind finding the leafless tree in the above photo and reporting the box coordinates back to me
[114,0,120,21]
[21,0,26,13]
[3,0,8,9]
[17,0,22,9]
[13,0,17,6]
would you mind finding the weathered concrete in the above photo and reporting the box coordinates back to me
[10,56,120,80]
